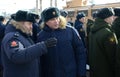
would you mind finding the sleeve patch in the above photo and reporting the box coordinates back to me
[109,36,116,44]
[10,41,19,48]
[80,29,83,32]
[109,38,114,42]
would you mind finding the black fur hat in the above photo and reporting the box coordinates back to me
[11,14,16,20]
[76,12,85,20]
[15,10,28,21]
[15,10,35,23]
[97,8,114,19]
[41,7,60,22]
[0,16,5,22]
[26,13,36,23]
[114,8,120,17]
[34,14,40,19]
[92,11,97,19]
[60,10,68,17]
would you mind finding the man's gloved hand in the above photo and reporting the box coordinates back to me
[81,76,86,77]
[44,38,57,47]
[77,75,86,77]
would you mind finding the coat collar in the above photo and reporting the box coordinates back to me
[17,29,31,38]
[6,24,30,38]
[43,25,61,32]
[91,18,113,33]
[113,17,120,24]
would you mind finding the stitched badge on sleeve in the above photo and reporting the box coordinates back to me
[10,41,18,47]
[109,36,116,44]
[80,29,83,32]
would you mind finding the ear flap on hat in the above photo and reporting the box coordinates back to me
[26,13,36,23]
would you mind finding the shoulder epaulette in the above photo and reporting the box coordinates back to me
[13,32,19,38]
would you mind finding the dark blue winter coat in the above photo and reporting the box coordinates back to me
[0,22,5,66]
[74,20,86,47]
[37,25,86,77]
[0,22,5,41]
[31,23,41,43]
[1,24,47,77]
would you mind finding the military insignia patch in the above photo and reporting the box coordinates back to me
[53,11,56,15]
[109,36,116,44]
[110,38,114,42]
[80,29,83,32]
[10,41,18,47]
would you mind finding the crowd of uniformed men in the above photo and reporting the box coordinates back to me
[0,7,120,77]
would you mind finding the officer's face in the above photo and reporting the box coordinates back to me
[104,16,114,25]
[79,17,85,23]
[23,21,33,35]
[113,16,118,21]
[46,17,60,30]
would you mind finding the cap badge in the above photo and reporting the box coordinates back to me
[53,12,56,15]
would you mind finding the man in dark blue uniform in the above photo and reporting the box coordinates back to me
[1,10,57,77]
[38,7,86,77]
[74,12,86,47]
[30,13,41,43]
[0,15,6,77]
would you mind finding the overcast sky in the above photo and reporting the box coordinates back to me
[0,0,67,14]
[0,0,120,14]
[88,0,120,4]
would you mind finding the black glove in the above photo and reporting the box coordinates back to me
[81,76,86,77]
[44,38,57,47]
[77,75,86,77]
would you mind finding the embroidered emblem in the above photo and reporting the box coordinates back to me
[109,36,116,44]
[80,29,83,32]
[10,41,18,47]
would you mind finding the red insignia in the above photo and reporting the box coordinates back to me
[11,41,18,47]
